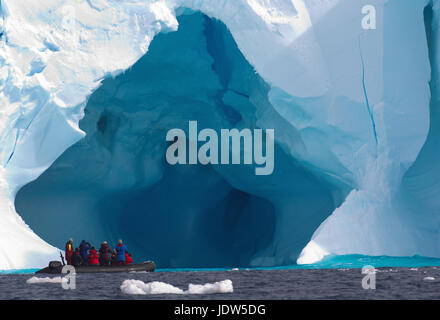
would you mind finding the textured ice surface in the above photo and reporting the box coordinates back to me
[0,0,439,269]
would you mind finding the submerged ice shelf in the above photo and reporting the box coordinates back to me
[0,0,440,270]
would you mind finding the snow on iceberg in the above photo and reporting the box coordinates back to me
[0,0,439,269]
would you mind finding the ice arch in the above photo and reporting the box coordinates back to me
[15,12,343,268]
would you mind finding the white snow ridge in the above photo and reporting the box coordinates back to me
[120,279,233,295]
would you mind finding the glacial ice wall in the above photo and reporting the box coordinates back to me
[0,0,439,269]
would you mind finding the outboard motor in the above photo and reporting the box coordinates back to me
[49,261,62,269]
[35,260,63,274]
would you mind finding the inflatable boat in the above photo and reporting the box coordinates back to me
[36,261,156,274]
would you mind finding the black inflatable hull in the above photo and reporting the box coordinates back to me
[36,261,156,274]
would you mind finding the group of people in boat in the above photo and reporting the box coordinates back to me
[65,238,134,267]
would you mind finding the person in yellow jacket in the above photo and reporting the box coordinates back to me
[65,238,74,265]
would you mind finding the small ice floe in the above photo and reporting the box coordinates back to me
[187,280,233,294]
[423,277,435,281]
[26,276,67,284]
[230,268,239,271]
[410,268,418,271]
[121,280,184,295]
[121,279,233,295]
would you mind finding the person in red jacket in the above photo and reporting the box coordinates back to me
[65,238,74,265]
[125,252,133,266]
[88,247,99,266]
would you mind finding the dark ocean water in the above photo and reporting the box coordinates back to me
[1,266,440,300]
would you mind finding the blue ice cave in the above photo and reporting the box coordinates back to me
[15,12,344,268]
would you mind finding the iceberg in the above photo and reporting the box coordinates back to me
[0,0,439,270]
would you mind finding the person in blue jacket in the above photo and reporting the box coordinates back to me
[115,239,128,265]
[79,240,91,266]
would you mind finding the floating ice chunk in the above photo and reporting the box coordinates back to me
[26,276,66,284]
[120,279,233,295]
[187,280,233,294]
[423,277,435,281]
[121,280,184,295]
